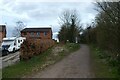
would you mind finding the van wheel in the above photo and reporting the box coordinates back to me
[13,48,15,53]
[6,51,9,55]
[5,51,9,55]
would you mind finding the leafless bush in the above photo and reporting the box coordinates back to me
[20,39,55,60]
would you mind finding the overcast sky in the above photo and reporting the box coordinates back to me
[0,0,98,40]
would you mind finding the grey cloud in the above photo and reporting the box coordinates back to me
[1,1,98,37]
[12,2,39,14]
[2,1,97,23]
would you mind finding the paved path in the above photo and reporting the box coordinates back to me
[30,44,95,78]
[0,51,20,69]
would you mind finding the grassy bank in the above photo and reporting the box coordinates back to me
[90,45,119,78]
[2,43,80,78]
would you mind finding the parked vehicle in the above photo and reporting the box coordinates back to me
[1,37,26,56]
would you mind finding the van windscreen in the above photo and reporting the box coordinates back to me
[3,40,14,42]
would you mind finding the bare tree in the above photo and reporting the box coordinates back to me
[12,21,26,37]
[58,9,82,43]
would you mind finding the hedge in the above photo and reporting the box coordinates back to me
[20,39,55,60]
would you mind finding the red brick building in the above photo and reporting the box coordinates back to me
[21,27,52,39]
[0,25,6,43]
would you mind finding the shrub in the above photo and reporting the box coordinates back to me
[20,39,55,60]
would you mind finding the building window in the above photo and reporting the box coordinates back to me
[18,40,20,43]
[44,32,47,36]
[36,32,40,36]
[30,32,34,36]
[24,32,26,35]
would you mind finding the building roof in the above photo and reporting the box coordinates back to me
[0,25,6,32]
[3,37,17,40]
[21,27,52,32]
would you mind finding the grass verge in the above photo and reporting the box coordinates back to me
[2,43,80,78]
[90,44,119,78]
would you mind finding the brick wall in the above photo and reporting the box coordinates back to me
[0,31,6,43]
[21,30,52,39]
[0,32,2,43]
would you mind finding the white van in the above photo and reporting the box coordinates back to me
[1,37,26,53]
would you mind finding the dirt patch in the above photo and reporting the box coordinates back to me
[52,46,68,56]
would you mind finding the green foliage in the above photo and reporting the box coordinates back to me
[90,45,119,78]
[65,43,80,51]
[81,2,120,76]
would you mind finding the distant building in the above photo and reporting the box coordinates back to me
[0,25,6,43]
[21,27,52,39]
